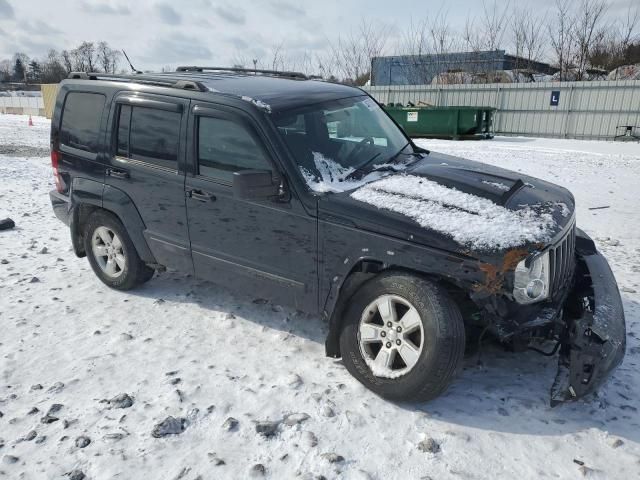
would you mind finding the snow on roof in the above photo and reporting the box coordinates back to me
[351,174,557,250]
[241,95,272,113]
[482,180,510,191]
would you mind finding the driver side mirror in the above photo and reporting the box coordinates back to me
[233,169,281,200]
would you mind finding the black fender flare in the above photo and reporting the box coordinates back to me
[323,255,480,358]
[323,259,385,358]
[69,178,156,264]
[101,184,155,263]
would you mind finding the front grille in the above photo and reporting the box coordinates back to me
[549,223,576,294]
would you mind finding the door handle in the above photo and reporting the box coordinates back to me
[188,189,215,202]
[107,168,130,179]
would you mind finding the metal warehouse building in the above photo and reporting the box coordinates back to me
[371,50,557,86]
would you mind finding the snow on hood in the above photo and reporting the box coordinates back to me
[350,174,557,250]
[300,152,404,193]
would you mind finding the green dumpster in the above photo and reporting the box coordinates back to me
[383,105,495,140]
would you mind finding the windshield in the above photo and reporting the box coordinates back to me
[273,96,411,193]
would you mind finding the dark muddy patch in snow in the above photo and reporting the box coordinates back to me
[0,144,49,157]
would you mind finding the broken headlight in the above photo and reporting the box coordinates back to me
[513,251,550,304]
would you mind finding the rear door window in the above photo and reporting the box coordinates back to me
[60,92,106,152]
[116,105,181,170]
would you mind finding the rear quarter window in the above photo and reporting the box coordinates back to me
[60,92,106,152]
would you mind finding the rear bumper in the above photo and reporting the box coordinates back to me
[550,231,626,405]
[50,190,71,226]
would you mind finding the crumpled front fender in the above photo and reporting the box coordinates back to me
[550,234,626,406]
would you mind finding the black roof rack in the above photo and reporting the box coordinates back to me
[175,66,308,79]
[67,72,209,92]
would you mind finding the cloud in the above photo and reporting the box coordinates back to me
[194,18,211,28]
[80,1,130,15]
[7,35,57,57]
[268,0,305,19]
[18,19,62,36]
[214,4,245,25]
[227,36,249,50]
[154,3,182,25]
[143,32,212,63]
[0,0,14,19]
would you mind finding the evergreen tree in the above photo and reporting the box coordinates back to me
[13,57,26,82]
[28,60,42,83]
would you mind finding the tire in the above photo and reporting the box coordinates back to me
[83,210,155,290]
[339,272,465,402]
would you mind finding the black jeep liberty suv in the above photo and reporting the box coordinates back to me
[49,67,625,405]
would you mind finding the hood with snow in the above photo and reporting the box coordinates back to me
[317,151,575,257]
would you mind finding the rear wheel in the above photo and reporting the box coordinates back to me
[84,211,154,290]
[339,272,465,402]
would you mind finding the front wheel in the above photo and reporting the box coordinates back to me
[84,211,155,290]
[339,272,465,402]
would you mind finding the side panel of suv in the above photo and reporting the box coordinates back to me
[105,93,192,273]
[57,90,109,198]
[184,102,318,311]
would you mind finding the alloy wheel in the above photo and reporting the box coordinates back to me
[358,294,425,378]
[91,226,126,279]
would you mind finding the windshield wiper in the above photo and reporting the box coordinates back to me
[356,142,409,173]
[347,142,419,180]
[384,142,424,168]
[354,152,382,172]
[385,141,410,166]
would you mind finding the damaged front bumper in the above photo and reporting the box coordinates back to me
[550,230,626,405]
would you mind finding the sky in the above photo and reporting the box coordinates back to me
[0,0,636,72]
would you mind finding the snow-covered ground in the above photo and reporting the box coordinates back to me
[1,113,639,479]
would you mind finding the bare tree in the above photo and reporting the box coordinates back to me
[269,41,285,71]
[316,50,337,80]
[510,7,546,79]
[402,19,430,57]
[430,12,463,84]
[430,11,459,55]
[61,50,73,73]
[400,19,432,84]
[572,0,608,79]
[0,59,12,82]
[461,0,511,80]
[589,4,639,72]
[230,47,320,77]
[482,0,511,51]
[229,52,253,69]
[464,0,511,52]
[70,41,97,72]
[400,11,461,85]
[619,4,640,55]
[327,18,389,85]
[41,49,67,83]
[96,41,120,73]
[548,0,576,80]
[281,50,316,76]
[463,17,484,53]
